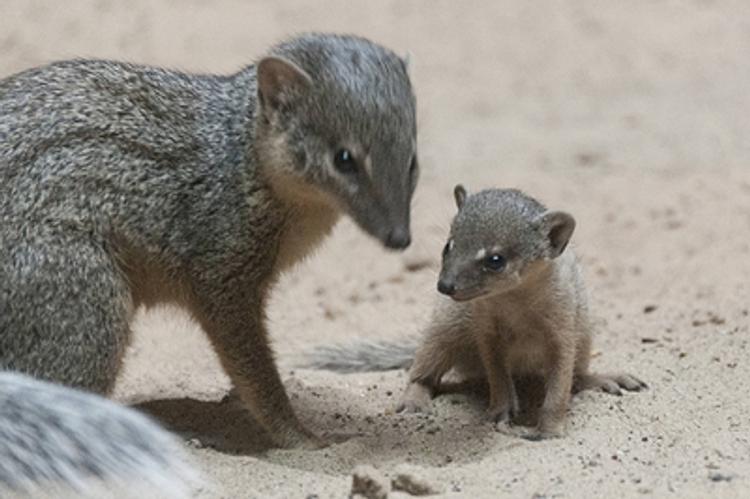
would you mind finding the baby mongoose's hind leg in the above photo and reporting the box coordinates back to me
[397,321,473,414]
[574,373,648,396]
[573,331,647,396]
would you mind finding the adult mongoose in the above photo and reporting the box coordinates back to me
[0,30,417,468]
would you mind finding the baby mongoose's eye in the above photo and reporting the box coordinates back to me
[333,148,357,174]
[484,254,506,272]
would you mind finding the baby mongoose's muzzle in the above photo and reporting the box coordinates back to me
[437,279,456,296]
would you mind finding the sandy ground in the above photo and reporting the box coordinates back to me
[2,1,750,497]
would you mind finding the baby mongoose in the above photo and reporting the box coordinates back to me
[303,185,646,438]
[398,185,646,438]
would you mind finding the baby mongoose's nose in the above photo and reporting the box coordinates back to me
[437,279,455,296]
[385,227,411,249]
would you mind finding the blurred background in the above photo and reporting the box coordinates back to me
[3,0,748,176]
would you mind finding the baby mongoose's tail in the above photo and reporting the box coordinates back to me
[0,372,199,498]
[299,337,419,373]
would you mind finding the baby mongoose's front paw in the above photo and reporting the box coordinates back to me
[521,417,565,441]
[487,402,517,424]
[524,408,566,441]
[487,386,519,424]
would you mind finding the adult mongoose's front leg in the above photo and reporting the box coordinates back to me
[192,280,322,449]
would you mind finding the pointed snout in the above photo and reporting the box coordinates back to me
[384,226,411,250]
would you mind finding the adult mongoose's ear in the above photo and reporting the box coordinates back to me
[257,56,312,112]
[536,211,576,258]
[402,52,411,74]
[454,184,467,210]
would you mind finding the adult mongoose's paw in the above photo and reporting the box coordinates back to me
[289,433,329,450]
[273,426,329,450]
[396,381,433,414]
[395,397,431,414]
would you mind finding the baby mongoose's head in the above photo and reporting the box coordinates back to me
[255,33,417,250]
[437,185,576,301]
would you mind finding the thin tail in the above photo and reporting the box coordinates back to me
[298,337,419,373]
[0,372,200,498]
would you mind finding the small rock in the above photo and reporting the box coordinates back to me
[352,465,390,499]
[708,472,734,482]
[392,467,440,496]
[403,255,435,273]
[575,151,602,166]
[643,305,658,314]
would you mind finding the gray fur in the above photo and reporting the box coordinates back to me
[0,373,197,498]
[439,188,553,300]
[261,33,418,245]
[301,339,417,373]
[0,30,417,458]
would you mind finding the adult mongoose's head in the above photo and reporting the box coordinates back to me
[437,185,576,301]
[254,33,418,250]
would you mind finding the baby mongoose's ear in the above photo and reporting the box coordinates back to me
[454,184,468,210]
[257,56,312,112]
[536,211,576,258]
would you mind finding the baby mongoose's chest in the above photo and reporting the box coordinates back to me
[487,307,554,373]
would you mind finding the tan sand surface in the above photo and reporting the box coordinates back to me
[2,1,749,497]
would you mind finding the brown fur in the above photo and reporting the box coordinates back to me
[398,187,646,439]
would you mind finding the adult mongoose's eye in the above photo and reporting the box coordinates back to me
[484,254,506,271]
[333,148,357,174]
[442,239,453,258]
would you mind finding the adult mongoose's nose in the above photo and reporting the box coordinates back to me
[437,279,455,296]
[385,227,411,249]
